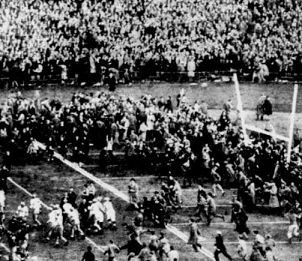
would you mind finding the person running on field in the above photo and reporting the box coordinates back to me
[82,246,95,261]
[253,230,265,256]
[29,193,42,227]
[211,163,225,197]
[128,178,139,209]
[206,192,224,226]
[159,232,171,259]
[286,209,301,244]
[168,176,182,209]
[195,185,207,221]
[187,218,202,252]
[46,205,69,247]
[104,240,120,261]
[237,235,248,261]
[231,198,249,240]
[214,231,233,261]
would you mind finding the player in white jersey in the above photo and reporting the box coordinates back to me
[286,209,301,244]
[68,208,85,239]
[16,202,29,220]
[103,197,116,230]
[0,190,6,224]
[46,206,58,240]
[46,205,68,247]
[29,193,42,226]
[88,197,105,233]
[62,198,73,222]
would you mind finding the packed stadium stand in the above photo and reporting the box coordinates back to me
[1,0,302,83]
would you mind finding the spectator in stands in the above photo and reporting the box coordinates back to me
[3,0,302,84]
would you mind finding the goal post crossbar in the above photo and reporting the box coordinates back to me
[244,124,290,142]
[233,74,298,163]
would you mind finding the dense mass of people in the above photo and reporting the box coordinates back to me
[1,0,302,260]
[2,0,302,85]
[0,87,301,260]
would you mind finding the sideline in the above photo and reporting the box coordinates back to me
[35,141,215,260]
[7,177,106,254]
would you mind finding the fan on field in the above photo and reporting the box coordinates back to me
[256,94,273,121]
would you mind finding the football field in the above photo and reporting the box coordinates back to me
[1,142,301,261]
[1,82,302,261]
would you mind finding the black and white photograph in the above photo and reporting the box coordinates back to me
[0,0,302,260]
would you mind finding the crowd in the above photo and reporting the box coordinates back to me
[0,88,302,260]
[2,0,302,85]
[2,1,302,260]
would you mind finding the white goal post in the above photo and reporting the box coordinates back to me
[233,73,298,163]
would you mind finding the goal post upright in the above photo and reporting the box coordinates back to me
[233,73,248,145]
[287,84,299,163]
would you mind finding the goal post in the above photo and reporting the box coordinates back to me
[233,73,248,145]
[287,84,299,163]
[233,74,298,163]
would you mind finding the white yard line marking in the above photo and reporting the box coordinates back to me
[8,178,51,211]
[7,177,105,253]
[36,141,130,203]
[174,221,289,226]
[120,189,233,194]
[89,152,125,156]
[173,240,302,245]
[0,243,11,256]
[98,175,158,180]
[165,205,231,208]
[36,141,215,260]
[215,241,302,244]
[184,204,230,208]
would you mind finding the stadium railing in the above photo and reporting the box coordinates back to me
[1,70,302,88]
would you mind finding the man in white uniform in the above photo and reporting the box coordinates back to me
[29,193,42,226]
[46,205,68,247]
[89,197,105,233]
[68,207,85,239]
[103,197,116,230]
[286,210,301,244]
